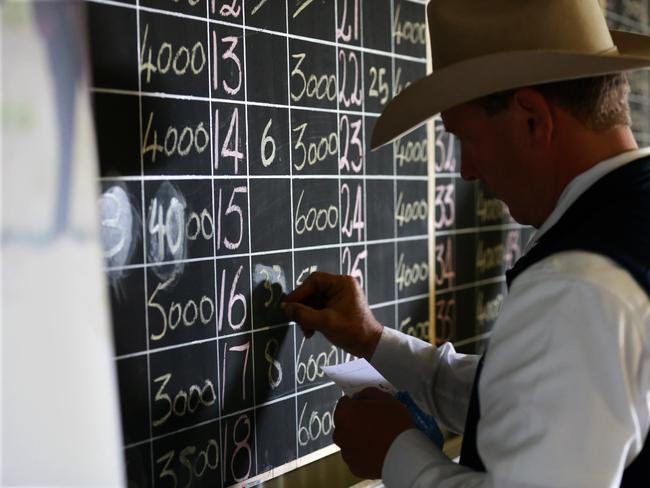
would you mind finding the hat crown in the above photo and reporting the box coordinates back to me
[429,0,616,68]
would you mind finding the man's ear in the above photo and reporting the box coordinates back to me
[512,88,554,148]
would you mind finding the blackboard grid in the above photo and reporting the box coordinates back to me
[92,0,432,485]
[360,2,370,329]
[204,2,226,485]
[283,0,300,468]
[241,2,259,478]
[133,1,155,484]
[391,0,399,338]
[334,0,343,276]
[103,236,430,277]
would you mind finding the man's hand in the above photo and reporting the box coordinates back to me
[333,388,415,480]
[282,272,384,359]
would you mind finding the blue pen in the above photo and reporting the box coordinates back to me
[395,390,444,448]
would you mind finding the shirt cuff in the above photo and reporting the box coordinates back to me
[372,326,420,366]
[370,326,434,386]
[382,428,450,488]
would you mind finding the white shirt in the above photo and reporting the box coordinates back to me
[372,148,650,488]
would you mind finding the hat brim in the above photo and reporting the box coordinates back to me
[371,30,650,150]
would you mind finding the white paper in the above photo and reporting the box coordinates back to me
[322,358,397,397]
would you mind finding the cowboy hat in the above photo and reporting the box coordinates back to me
[371,0,650,150]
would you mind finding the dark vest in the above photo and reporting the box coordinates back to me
[459,156,650,485]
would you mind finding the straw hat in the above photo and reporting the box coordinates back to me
[371,0,650,149]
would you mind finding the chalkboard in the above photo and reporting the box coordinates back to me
[88,0,650,485]
[88,0,433,486]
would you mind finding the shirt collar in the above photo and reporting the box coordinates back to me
[524,147,650,254]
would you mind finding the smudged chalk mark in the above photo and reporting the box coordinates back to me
[147,181,187,284]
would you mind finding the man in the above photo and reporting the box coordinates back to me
[283,1,650,486]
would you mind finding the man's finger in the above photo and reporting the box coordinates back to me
[299,325,315,338]
[283,302,331,332]
[283,278,317,305]
[284,271,338,304]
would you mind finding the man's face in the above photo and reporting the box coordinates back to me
[441,102,535,224]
